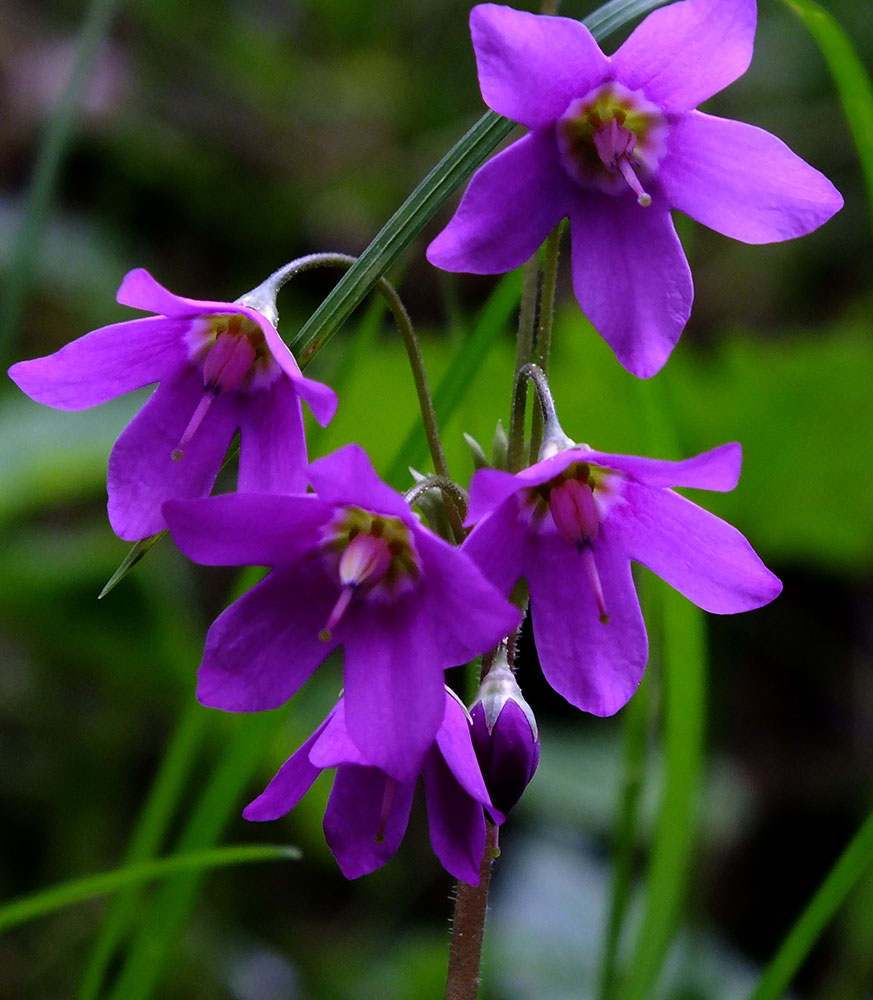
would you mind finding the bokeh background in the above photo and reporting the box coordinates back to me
[1,0,872,997]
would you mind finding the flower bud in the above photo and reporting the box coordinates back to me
[470,649,539,816]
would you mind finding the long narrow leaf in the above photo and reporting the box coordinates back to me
[747,803,873,1000]
[0,844,298,936]
[784,0,873,228]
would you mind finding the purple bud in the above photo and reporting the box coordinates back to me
[470,650,539,816]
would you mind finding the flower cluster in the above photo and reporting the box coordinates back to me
[6,0,839,886]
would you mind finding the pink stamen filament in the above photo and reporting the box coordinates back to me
[617,158,652,207]
[171,393,215,462]
[593,116,652,207]
[319,586,355,643]
[580,543,610,624]
[375,777,397,844]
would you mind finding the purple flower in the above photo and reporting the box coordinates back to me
[244,688,500,883]
[470,648,540,815]
[462,441,781,715]
[164,443,521,780]
[8,269,337,540]
[427,0,843,377]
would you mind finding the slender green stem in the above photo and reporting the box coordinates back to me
[0,845,297,936]
[77,702,209,1000]
[747,802,873,1000]
[445,823,500,1000]
[245,251,452,484]
[507,258,540,472]
[529,226,562,462]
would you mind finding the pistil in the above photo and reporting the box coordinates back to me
[374,777,397,844]
[318,533,393,642]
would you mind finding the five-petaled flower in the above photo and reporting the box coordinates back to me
[245,688,501,883]
[427,0,843,378]
[8,268,338,540]
[462,440,781,715]
[164,443,521,780]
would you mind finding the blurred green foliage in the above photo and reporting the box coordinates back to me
[1,0,873,998]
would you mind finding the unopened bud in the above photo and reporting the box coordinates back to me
[470,649,539,816]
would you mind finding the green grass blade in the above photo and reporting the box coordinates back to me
[76,701,210,1000]
[385,269,523,483]
[783,0,873,227]
[624,584,707,1000]
[0,0,122,363]
[747,803,873,1000]
[288,0,670,365]
[106,712,285,1000]
[0,844,298,936]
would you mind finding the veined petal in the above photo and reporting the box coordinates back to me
[8,317,186,410]
[242,712,334,821]
[164,493,330,567]
[470,4,610,129]
[612,0,757,114]
[415,530,522,663]
[237,378,308,495]
[107,367,237,540]
[308,443,412,521]
[527,530,647,716]
[461,496,528,595]
[427,132,574,275]
[196,560,338,711]
[423,746,486,885]
[569,193,692,379]
[582,441,742,491]
[341,598,445,782]
[324,766,416,879]
[610,482,782,613]
[660,111,844,244]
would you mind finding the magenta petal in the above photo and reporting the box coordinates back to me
[583,442,742,492]
[324,766,416,879]
[612,0,756,113]
[423,746,486,885]
[611,482,782,613]
[470,4,609,129]
[341,599,445,782]
[427,132,574,274]
[115,268,236,318]
[8,317,186,410]
[660,111,844,244]
[107,367,238,540]
[569,194,692,379]
[436,693,492,808]
[308,444,411,521]
[164,494,330,567]
[465,468,526,526]
[415,530,521,663]
[309,700,370,769]
[461,497,527,595]
[526,531,647,716]
[237,378,308,494]
[196,561,338,711]
[243,713,333,821]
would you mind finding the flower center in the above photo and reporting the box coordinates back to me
[172,314,280,461]
[318,506,421,641]
[527,463,610,624]
[556,82,667,206]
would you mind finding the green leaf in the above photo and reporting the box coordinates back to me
[0,844,298,936]
[747,803,873,1000]
[783,0,873,228]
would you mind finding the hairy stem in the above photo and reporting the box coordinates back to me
[445,823,499,1000]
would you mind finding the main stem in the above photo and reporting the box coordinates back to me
[445,823,499,1000]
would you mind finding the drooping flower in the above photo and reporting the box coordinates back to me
[462,440,781,715]
[245,688,501,883]
[427,0,843,377]
[469,645,540,815]
[8,268,337,540]
[163,443,521,780]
